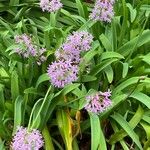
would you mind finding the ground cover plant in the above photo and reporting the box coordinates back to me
[0,0,150,149]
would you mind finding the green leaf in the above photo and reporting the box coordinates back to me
[111,18,117,51]
[141,122,150,139]
[113,77,140,94]
[75,0,86,18]
[24,87,43,96]
[42,126,54,150]
[0,138,5,150]
[28,99,43,129]
[141,53,150,65]
[98,123,107,150]
[100,94,127,119]
[141,122,150,150]
[118,30,150,56]
[110,105,144,144]
[79,20,96,30]
[90,58,118,76]
[142,114,150,124]
[13,96,24,134]
[56,109,73,150]
[62,83,81,96]
[9,0,19,5]
[118,0,128,47]
[140,4,150,11]
[126,3,137,23]
[111,113,143,150]
[30,94,54,129]
[104,65,114,83]
[110,121,130,150]
[82,41,99,63]
[50,12,56,26]
[122,63,128,78]
[130,92,150,109]
[35,73,50,88]
[99,34,112,51]
[44,31,51,50]
[0,85,5,111]
[81,75,97,82]
[0,18,14,35]
[72,138,79,150]
[80,41,99,72]
[100,52,124,60]
[89,113,101,150]
[11,70,19,101]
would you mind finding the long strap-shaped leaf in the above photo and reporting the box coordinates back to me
[13,96,24,135]
[130,92,150,109]
[111,113,143,150]
[89,113,107,150]
[75,0,86,18]
[56,109,73,150]
[42,126,54,150]
[110,105,144,143]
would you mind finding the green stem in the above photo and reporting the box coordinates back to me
[27,98,43,130]
[28,86,51,130]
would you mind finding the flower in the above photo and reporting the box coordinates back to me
[48,31,93,87]
[47,60,78,88]
[90,0,115,22]
[65,31,93,52]
[11,126,44,150]
[14,34,46,65]
[55,46,81,63]
[85,90,112,114]
[40,0,63,12]
[55,31,93,63]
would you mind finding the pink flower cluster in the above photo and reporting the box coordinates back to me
[15,34,46,65]
[47,31,93,88]
[11,126,44,150]
[55,31,93,63]
[90,0,115,22]
[85,90,112,114]
[47,60,78,88]
[40,0,62,12]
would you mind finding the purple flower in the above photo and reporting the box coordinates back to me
[48,31,93,87]
[55,31,93,63]
[40,0,63,12]
[65,31,93,52]
[47,60,78,88]
[55,46,81,63]
[11,126,44,150]
[14,34,46,65]
[90,0,115,22]
[85,90,112,114]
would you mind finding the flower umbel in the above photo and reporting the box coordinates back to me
[40,0,62,12]
[14,34,46,65]
[90,0,115,22]
[85,90,112,114]
[55,46,81,63]
[47,60,78,88]
[11,126,44,150]
[55,31,93,63]
[49,31,93,87]
[65,31,93,52]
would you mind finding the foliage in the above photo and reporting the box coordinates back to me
[0,0,150,149]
